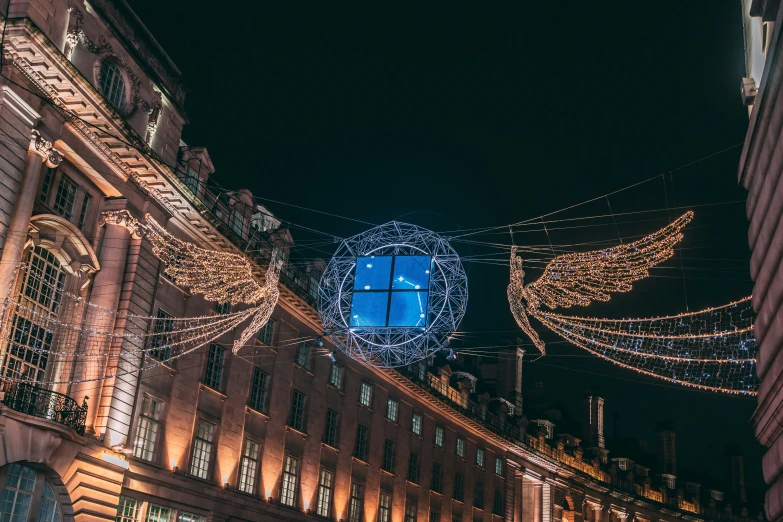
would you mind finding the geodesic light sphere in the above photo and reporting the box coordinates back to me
[318,221,468,368]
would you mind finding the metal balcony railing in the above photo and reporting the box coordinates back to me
[2,382,87,435]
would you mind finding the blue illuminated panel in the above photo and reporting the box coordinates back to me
[350,255,432,328]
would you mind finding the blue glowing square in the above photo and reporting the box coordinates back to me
[391,256,432,290]
[350,292,389,327]
[354,256,392,291]
[388,291,429,327]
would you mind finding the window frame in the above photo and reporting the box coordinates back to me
[348,482,364,522]
[411,412,423,436]
[189,418,215,480]
[132,393,163,462]
[248,367,269,413]
[434,425,444,447]
[354,425,370,462]
[288,390,307,432]
[203,343,225,391]
[386,397,398,422]
[101,59,127,110]
[315,469,334,518]
[324,409,340,448]
[407,452,420,484]
[280,455,300,507]
[382,439,395,473]
[237,438,260,495]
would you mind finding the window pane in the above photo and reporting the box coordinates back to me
[354,256,392,290]
[37,482,60,522]
[116,497,138,522]
[388,291,428,327]
[391,256,431,290]
[238,439,259,494]
[350,292,389,327]
[2,464,36,522]
[280,456,299,507]
[190,419,214,479]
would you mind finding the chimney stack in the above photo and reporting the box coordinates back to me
[656,421,677,476]
[725,446,747,503]
[582,390,605,449]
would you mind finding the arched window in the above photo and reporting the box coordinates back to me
[0,464,63,522]
[101,61,126,110]
[2,247,65,383]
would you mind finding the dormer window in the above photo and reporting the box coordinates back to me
[711,490,724,501]
[635,465,648,477]
[102,60,126,110]
[662,474,676,489]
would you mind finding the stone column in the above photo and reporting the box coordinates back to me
[69,205,134,435]
[522,470,543,522]
[0,131,62,301]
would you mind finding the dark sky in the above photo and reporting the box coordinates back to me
[128,1,761,489]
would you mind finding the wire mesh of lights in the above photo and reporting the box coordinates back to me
[318,221,468,368]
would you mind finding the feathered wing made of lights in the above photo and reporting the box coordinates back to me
[507,211,759,395]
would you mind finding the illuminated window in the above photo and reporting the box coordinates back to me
[348,482,364,522]
[453,473,464,501]
[405,500,417,522]
[53,175,77,220]
[434,425,444,447]
[316,469,333,517]
[350,255,432,327]
[382,440,395,473]
[133,394,162,461]
[116,497,139,522]
[386,398,399,422]
[189,419,214,479]
[378,492,392,522]
[149,309,174,361]
[495,457,503,476]
[280,456,300,507]
[329,363,344,389]
[249,368,268,412]
[431,462,442,493]
[456,437,465,458]
[238,439,259,494]
[203,343,224,390]
[102,61,126,110]
[324,410,339,447]
[411,413,422,435]
[359,381,373,407]
[288,390,306,432]
[662,475,676,489]
[407,452,419,484]
[354,425,369,461]
[476,448,485,467]
[177,513,205,522]
[474,482,484,509]
[145,504,170,522]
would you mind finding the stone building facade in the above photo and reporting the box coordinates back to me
[0,3,759,522]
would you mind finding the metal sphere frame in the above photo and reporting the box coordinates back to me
[318,221,468,368]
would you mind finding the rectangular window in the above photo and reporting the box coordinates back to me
[249,367,268,412]
[145,504,170,522]
[316,469,334,518]
[407,452,420,484]
[354,425,369,461]
[150,309,174,360]
[296,342,310,370]
[382,439,395,473]
[453,473,464,501]
[189,419,214,480]
[359,381,373,407]
[434,425,444,447]
[431,462,442,493]
[132,394,162,461]
[405,500,417,522]
[53,175,77,219]
[78,193,91,230]
[329,363,344,389]
[232,208,246,238]
[116,497,138,522]
[289,390,306,432]
[238,439,259,494]
[495,457,503,476]
[456,438,465,458]
[350,255,432,327]
[378,492,392,522]
[203,343,224,390]
[258,319,275,346]
[40,167,55,202]
[386,398,398,422]
[178,513,206,522]
[349,482,364,522]
[324,409,339,447]
[476,448,485,467]
[214,301,231,315]
[184,167,200,196]
[430,512,440,522]
[280,455,300,507]
[492,491,503,516]
[474,482,484,509]
[411,413,422,435]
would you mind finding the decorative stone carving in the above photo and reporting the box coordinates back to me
[30,130,62,168]
[65,7,111,59]
[99,210,144,240]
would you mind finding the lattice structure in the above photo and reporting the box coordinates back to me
[533,298,758,395]
[318,222,468,368]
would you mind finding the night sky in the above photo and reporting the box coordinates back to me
[128,1,761,489]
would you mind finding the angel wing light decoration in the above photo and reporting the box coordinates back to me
[508,211,759,395]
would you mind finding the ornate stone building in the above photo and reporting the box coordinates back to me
[0,3,760,522]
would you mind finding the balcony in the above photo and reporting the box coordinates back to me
[2,382,87,435]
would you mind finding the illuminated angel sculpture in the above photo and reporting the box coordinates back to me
[508,211,759,395]
[111,212,282,354]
